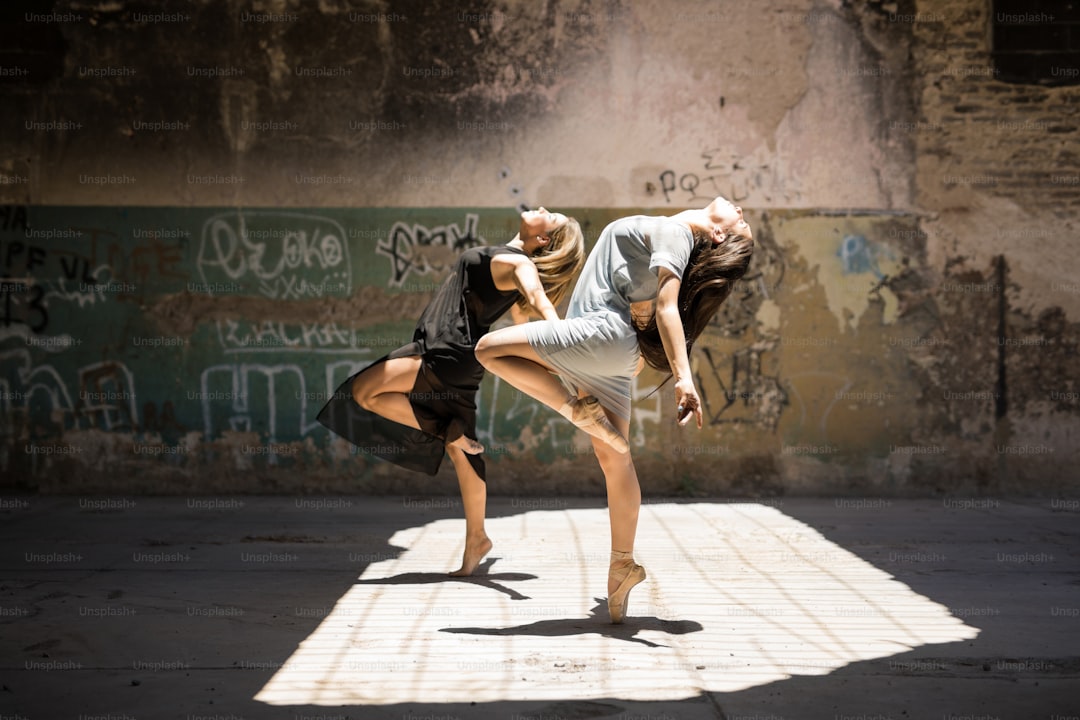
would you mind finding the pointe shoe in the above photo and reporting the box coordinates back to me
[570,396,628,453]
[608,550,647,624]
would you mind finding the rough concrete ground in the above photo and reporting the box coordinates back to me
[0,495,1078,719]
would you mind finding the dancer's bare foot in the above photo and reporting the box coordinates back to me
[448,434,484,455]
[448,534,493,576]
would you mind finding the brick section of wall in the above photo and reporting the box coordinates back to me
[914,0,1080,213]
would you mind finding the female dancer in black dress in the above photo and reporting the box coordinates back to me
[318,208,585,575]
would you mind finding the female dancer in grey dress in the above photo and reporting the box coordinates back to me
[475,195,753,621]
[320,208,584,576]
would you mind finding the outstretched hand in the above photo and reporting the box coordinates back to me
[674,379,703,428]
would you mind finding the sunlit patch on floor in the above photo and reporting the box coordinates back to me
[256,503,978,705]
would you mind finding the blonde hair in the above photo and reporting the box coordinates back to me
[519,216,585,311]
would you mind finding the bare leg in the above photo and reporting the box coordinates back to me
[353,359,490,574]
[351,356,425,429]
[352,356,482,454]
[589,411,647,623]
[475,325,574,412]
[476,326,627,451]
[446,444,492,576]
[590,412,641,590]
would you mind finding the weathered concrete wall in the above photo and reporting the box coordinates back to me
[1,203,1075,497]
[905,0,1080,494]
[0,0,915,210]
[0,0,1077,496]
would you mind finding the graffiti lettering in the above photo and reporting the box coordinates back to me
[198,212,351,300]
[130,240,186,285]
[0,206,28,232]
[478,373,665,455]
[58,255,97,284]
[0,282,48,332]
[199,363,323,443]
[1,240,48,273]
[657,147,802,205]
[697,347,787,430]
[218,319,375,355]
[658,169,717,205]
[78,361,138,431]
[0,350,138,439]
[378,213,484,287]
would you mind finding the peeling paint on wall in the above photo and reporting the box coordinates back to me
[787,218,904,331]
[4,205,1074,496]
[1,0,1077,496]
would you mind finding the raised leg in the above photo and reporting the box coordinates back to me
[475,325,574,411]
[475,325,627,451]
[352,356,482,453]
[350,356,425,430]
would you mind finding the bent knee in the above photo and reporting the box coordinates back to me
[474,335,495,366]
[592,437,633,464]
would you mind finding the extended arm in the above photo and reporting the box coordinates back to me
[655,266,703,428]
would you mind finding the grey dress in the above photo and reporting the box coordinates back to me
[523,215,694,421]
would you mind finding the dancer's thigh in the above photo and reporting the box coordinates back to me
[476,323,557,371]
[351,355,422,399]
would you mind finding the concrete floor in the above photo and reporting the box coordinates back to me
[1,495,1078,719]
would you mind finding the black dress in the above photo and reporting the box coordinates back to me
[317,245,526,480]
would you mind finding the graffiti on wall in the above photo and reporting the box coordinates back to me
[199,362,328,442]
[475,372,665,456]
[0,349,138,438]
[2,212,188,333]
[654,146,803,206]
[198,212,351,300]
[0,279,48,333]
[1,205,935,482]
[838,234,892,278]
[216,319,395,355]
[377,213,485,287]
[696,347,787,430]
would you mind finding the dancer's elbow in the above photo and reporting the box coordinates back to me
[654,302,681,329]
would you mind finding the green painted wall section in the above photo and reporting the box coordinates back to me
[1,205,1068,496]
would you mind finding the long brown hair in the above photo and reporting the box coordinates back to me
[634,225,754,372]
[518,217,585,311]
